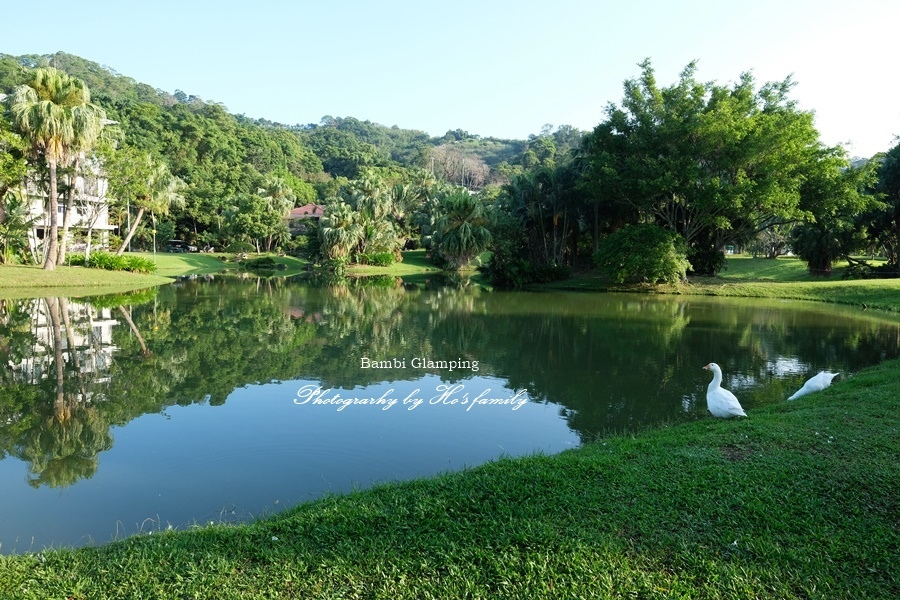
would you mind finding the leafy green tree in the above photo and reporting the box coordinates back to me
[479,203,532,287]
[225,192,290,253]
[593,223,692,284]
[103,147,185,254]
[505,164,581,268]
[789,150,880,275]
[578,60,823,274]
[868,141,900,268]
[8,67,106,269]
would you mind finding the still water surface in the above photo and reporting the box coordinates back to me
[1,277,899,553]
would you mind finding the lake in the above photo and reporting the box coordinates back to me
[1,276,899,553]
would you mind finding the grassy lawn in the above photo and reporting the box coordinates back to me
[0,264,170,299]
[713,254,826,281]
[128,251,231,277]
[543,255,900,312]
[346,249,444,276]
[129,252,309,278]
[1,359,897,599]
[0,253,310,297]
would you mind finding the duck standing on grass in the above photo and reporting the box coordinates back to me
[787,371,839,400]
[703,362,748,418]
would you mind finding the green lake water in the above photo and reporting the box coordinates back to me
[1,276,898,553]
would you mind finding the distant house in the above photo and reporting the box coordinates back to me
[286,203,325,235]
[288,204,325,220]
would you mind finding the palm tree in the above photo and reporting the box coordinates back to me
[319,201,362,259]
[433,188,492,270]
[8,68,106,270]
[0,191,39,263]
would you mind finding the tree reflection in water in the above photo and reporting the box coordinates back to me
[2,277,900,489]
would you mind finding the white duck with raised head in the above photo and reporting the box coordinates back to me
[787,371,839,400]
[703,362,747,418]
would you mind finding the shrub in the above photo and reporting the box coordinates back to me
[357,252,395,267]
[123,256,157,274]
[225,241,255,253]
[243,256,280,270]
[593,224,691,284]
[77,252,157,274]
[88,252,129,271]
[843,261,900,280]
[688,246,728,276]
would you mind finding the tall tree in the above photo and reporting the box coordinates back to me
[103,147,184,255]
[432,188,492,269]
[8,67,106,269]
[790,150,880,275]
[868,141,900,268]
[578,60,823,274]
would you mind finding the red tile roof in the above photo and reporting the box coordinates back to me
[289,204,325,219]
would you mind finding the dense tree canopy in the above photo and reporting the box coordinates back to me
[577,60,826,274]
[0,52,893,280]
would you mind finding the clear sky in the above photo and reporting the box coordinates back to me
[3,0,898,157]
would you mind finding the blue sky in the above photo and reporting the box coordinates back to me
[3,0,898,157]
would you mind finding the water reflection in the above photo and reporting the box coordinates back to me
[1,279,899,551]
[1,297,121,489]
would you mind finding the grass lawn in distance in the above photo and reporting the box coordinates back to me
[346,249,443,276]
[129,252,309,278]
[0,264,170,299]
[542,255,900,312]
[128,251,230,277]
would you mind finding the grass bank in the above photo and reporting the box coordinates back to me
[0,264,170,300]
[1,359,897,598]
[127,252,309,278]
[0,253,310,298]
[345,249,443,277]
[545,256,900,312]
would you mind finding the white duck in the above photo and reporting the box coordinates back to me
[787,371,839,400]
[703,362,747,418]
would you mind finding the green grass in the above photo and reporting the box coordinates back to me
[0,253,311,298]
[544,256,900,312]
[130,251,309,277]
[128,251,230,277]
[1,359,897,599]
[346,249,443,276]
[0,264,170,299]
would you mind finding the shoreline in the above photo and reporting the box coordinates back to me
[1,255,898,597]
[1,358,897,597]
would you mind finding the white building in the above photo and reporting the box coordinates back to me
[24,156,117,255]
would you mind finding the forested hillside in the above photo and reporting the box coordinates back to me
[2,51,898,284]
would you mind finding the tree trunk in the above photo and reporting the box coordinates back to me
[44,159,59,270]
[116,205,144,256]
[85,227,93,261]
[118,306,151,356]
[57,156,80,265]
[45,297,68,421]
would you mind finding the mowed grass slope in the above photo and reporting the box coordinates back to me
[545,256,900,312]
[1,359,898,599]
[0,252,310,297]
[0,264,170,299]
